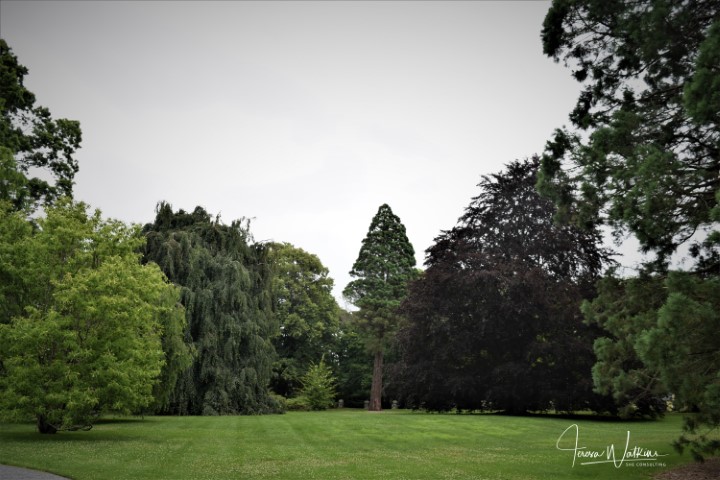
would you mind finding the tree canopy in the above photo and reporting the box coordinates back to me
[142,202,280,415]
[0,200,188,433]
[582,273,670,418]
[646,273,720,459]
[584,271,720,459]
[344,204,417,410]
[0,39,82,211]
[538,0,720,458]
[538,0,720,269]
[267,242,340,398]
[394,158,615,414]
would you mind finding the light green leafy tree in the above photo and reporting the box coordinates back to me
[0,200,190,433]
[267,242,340,398]
[343,204,417,411]
[300,358,337,411]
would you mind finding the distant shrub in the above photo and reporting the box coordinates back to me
[268,393,288,414]
[286,396,311,411]
[301,358,337,410]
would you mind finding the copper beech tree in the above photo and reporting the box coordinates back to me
[394,158,615,414]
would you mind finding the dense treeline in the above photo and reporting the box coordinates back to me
[140,206,368,415]
[1,0,719,460]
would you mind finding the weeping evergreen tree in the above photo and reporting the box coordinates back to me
[142,202,280,415]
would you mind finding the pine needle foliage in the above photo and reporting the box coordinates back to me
[538,0,720,270]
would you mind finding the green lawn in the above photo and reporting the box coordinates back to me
[0,410,705,479]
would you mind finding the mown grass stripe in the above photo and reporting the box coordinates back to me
[0,410,710,479]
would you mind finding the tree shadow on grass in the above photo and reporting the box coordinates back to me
[416,408,660,424]
[94,416,150,425]
[490,410,660,424]
[0,430,135,443]
[0,418,152,443]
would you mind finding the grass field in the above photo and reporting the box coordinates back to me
[0,410,705,479]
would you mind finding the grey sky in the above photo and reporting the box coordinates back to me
[2,0,603,306]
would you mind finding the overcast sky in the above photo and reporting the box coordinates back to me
[1,0,628,306]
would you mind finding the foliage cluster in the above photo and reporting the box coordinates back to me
[267,242,340,398]
[299,358,337,411]
[0,200,190,433]
[583,273,669,419]
[585,272,720,459]
[333,312,373,408]
[285,359,338,412]
[393,158,615,414]
[0,39,81,212]
[538,0,720,268]
[537,0,720,459]
[141,203,280,415]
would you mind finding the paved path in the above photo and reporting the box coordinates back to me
[0,465,70,480]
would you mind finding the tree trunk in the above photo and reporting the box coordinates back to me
[37,415,58,434]
[369,349,383,411]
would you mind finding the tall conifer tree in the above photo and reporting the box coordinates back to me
[344,204,416,411]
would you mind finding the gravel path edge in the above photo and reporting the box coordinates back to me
[0,465,71,480]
